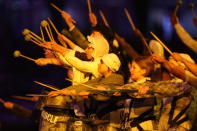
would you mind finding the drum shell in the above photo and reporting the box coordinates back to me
[70,121,92,131]
[44,95,73,109]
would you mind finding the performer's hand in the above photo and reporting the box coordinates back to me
[44,49,55,58]
[57,34,67,47]
[35,58,50,66]
[193,17,197,27]
[31,96,39,102]
[171,52,183,62]
[114,86,124,90]
[113,92,121,96]
[59,89,76,95]
[138,86,149,95]
[170,13,179,26]
[89,12,97,27]
[96,86,107,91]
[39,42,53,50]
[151,54,167,63]
[48,91,61,97]
[78,91,90,96]
[61,11,76,28]
[4,102,14,109]
[50,41,69,54]
[78,91,89,99]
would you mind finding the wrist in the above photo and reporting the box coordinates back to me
[68,23,74,29]
[69,25,75,31]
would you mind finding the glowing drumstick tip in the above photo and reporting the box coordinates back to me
[189,3,194,9]
[176,0,183,6]
[41,20,48,27]
[24,35,32,41]
[22,29,30,35]
[13,50,21,57]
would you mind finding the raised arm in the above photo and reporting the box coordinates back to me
[35,58,63,66]
[40,41,70,55]
[63,52,100,77]
[151,54,186,81]
[114,33,140,59]
[170,13,197,54]
[172,52,197,76]
[61,11,89,49]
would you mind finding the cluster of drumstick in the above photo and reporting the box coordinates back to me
[11,0,195,99]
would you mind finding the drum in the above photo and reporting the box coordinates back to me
[38,94,77,131]
[44,95,73,109]
[70,120,92,131]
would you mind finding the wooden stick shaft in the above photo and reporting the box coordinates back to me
[65,78,96,90]
[44,26,53,41]
[141,37,153,55]
[34,81,60,91]
[174,5,180,15]
[47,24,54,40]
[99,10,110,27]
[20,54,35,61]
[12,96,34,101]
[87,0,92,13]
[29,31,44,43]
[47,18,68,47]
[124,8,136,31]
[28,34,42,44]
[30,38,41,46]
[150,32,173,55]
[26,94,48,97]
[48,18,59,34]
[50,3,62,13]
[40,26,45,42]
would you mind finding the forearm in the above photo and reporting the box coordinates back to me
[61,34,79,50]
[70,26,89,49]
[182,59,197,76]
[48,58,63,65]
[115,34,140,59]
[162,61,186,81]
[64,53,98,76]
[52,44,70,55]
[151,81,189,97]
[175,24,197,53]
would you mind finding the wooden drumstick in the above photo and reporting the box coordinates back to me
[99,10,110,27]
[48,18,59,34]
[87,0,92,13]
[65,78,104,90]
[50,3,63,13]
[34,81,60,91]
[25,34,41,46]
[12,96,35,101]
[41,20,54,41]
[47,23,54,41]
[13,50,35,62]
[48,18,67,47]
[189,2,197,17]
[124,8,136,31]
[22,29,44,43]
[26,94,48,97]
[40,26,45,42]
[174,0,183,15]
[150,32,173,55]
